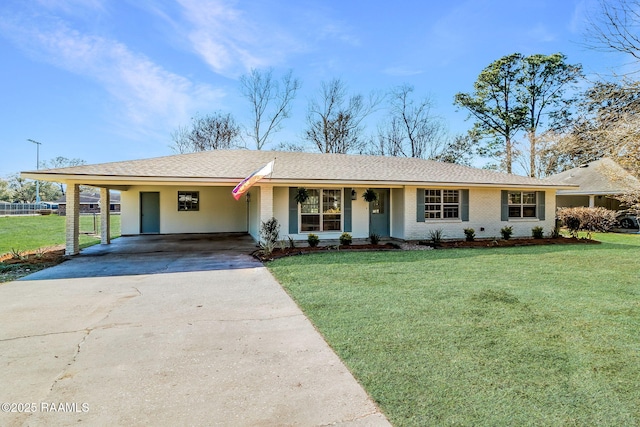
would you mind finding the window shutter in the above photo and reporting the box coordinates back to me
[416,189,425,222]
[343,188,352,232]
[460,189,469,222]
[501,190,509,221]
[537,191,546,221]
[288,187,298,234]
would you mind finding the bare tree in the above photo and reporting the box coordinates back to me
[239,68,300,150]
[585,0,640,64]
[375,84,446,159]
[305,78,382,154]
[41,156,86,194]
[171,112,240,153]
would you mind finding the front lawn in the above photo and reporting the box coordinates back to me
[269,234,640,426]
[0,214,121,255]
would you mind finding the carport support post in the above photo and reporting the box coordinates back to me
[99,187,111,245]
[65,183,80,256]
[259,184,274,242]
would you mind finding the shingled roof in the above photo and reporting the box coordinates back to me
[23,149,570,188]
[547,158,640,194]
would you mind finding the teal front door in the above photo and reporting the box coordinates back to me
[369,189,390,237]
[140,192,160,234]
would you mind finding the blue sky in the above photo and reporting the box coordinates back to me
[0,0,626,177]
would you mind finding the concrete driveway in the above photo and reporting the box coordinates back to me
[0,234,389,426]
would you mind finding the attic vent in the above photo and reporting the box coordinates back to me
[579,164,589,168]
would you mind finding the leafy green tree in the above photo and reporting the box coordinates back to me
[519,53,583,177]
[455,53,582,176]
[7,174,62,203]
[454,53,527,173]
[433,132,480,166]
[0,178,11,201]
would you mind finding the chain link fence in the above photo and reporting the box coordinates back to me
[0,202,56,215]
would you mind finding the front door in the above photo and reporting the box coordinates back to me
[369,189,390,237]
[140,192,160,234]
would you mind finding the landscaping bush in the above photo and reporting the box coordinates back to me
[557,207,618,239]
[463,228,475,242]
[532,226,544,239]
[339,232,352,246]
[307,233,320,247]
[369,233,381,245]
[428,229,444,246]
[259,217,280,255]
[500,226,513,240]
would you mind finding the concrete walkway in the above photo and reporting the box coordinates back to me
[0,234,390,426]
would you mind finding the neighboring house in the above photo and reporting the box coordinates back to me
[21,150,574,255]
[547,158,640,210]
[56,191,121,215]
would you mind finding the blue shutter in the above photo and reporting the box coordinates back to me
[501,190,509,221]
[537,191,546,221]
[343,188,352,232]
[416,189,425,222]
[288,187,298,234]
[461,189,469,222]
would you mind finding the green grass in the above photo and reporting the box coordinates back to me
[0,214,121,255]
[269,233,640,426]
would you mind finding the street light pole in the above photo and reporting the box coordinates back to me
[27,139,42,204]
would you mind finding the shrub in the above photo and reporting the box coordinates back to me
[557,207,618,239]
[287,236,296,249]
[307,233,320,248]
[532,226,544,239]
[428,229,444,246]
[339,232,352,246]
[369,233,381,245]
[500,226,513,240]
[463,228,475,242]
[259,217,280,255]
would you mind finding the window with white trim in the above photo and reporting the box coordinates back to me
[300,189,342,232]
[424,189,460,219]
[508,191,536,218]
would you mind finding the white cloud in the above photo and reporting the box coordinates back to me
[0,12,223,134]
[382,66,424,77]
[166,0,358,77]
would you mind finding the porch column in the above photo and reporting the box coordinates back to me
[259,184,274,225]
[99,187,111,245]
[65,183,80,256]
[589,195,595,207]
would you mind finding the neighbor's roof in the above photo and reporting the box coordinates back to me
[546,158,640,195]
[22,149,572,188]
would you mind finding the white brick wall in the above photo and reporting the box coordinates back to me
[65,183,80,255]
[403,187,557,241]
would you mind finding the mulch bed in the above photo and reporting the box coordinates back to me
[254,236,598,261]
[433,236,600,249]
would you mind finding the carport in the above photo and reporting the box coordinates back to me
[2,233,390,426]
